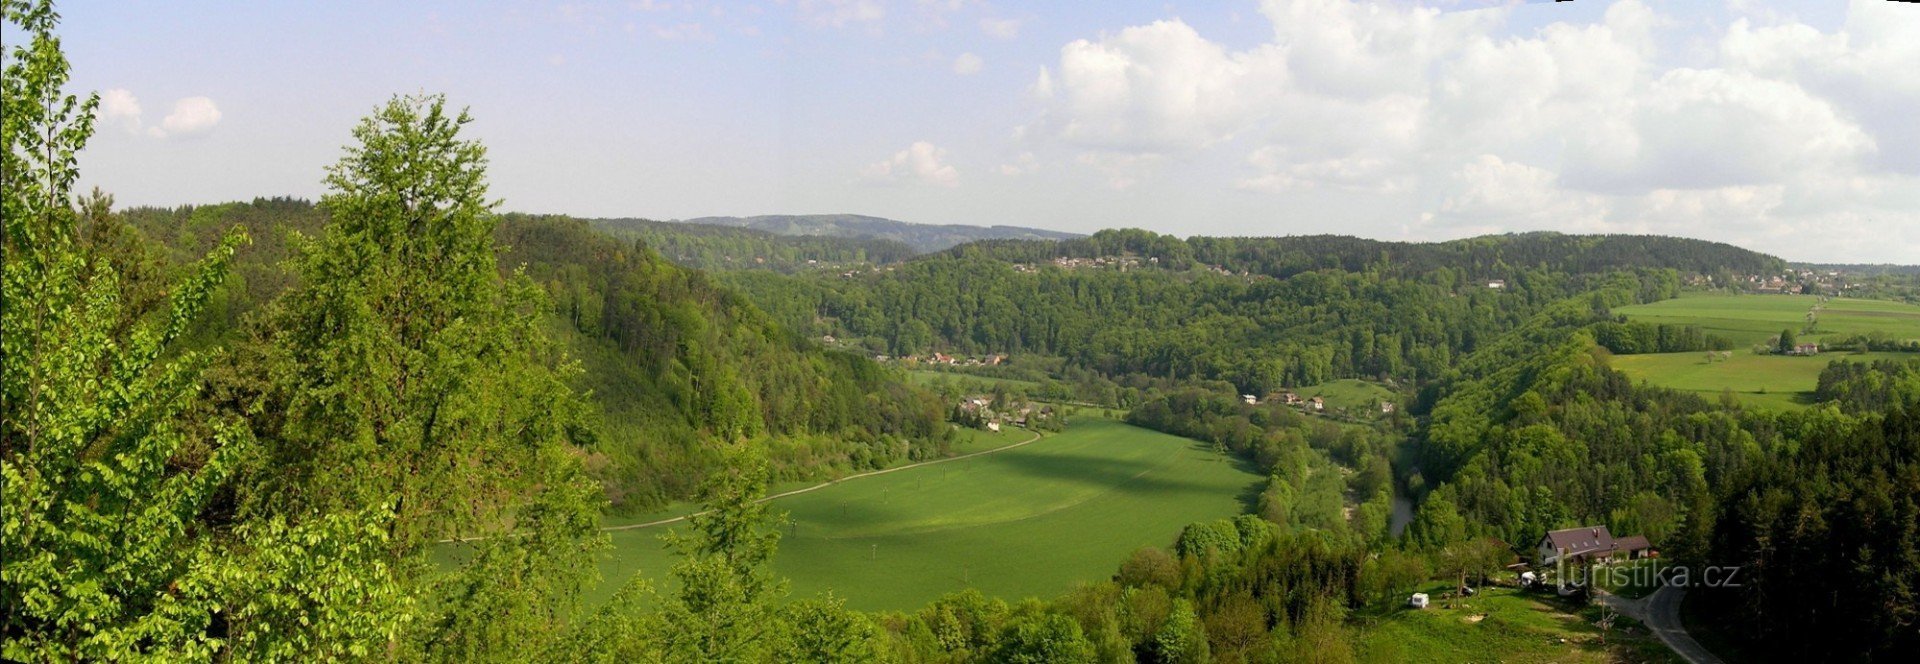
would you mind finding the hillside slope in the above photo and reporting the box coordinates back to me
[122,199,950,511]
[681,213,1081,252]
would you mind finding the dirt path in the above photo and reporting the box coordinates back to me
[1599,587,1725,664]
[598,429,1047,533]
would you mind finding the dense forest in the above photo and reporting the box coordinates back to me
[939,228,1782,281]
[589,217,917,273]
[724,239,1687,395]
[120,199,952,511]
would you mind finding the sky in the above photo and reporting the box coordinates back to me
[53,0,1920,263]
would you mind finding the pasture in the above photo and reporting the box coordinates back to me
[1357,584,1679,663]
[1610,350,1911,410]
[1613,293,1920,347]
[1296,379,1397,410]
[1610,294,1920,409]
[584,416,1263,611]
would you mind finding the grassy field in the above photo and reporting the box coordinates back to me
[1357,584,1679,663]
[1611,294,1920,409]
[1297,379,1398,410]
[597,425,1035,530]
[906,369,1041,391]
[1610,350,1912,410]
[1614,293,1920,346]
[581,416,1263,611]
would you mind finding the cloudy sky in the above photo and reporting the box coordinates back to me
[61,0,1920,263]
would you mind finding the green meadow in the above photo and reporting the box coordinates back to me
[583,417,1263,611]
[1357,584,1678,663]
[1610,293,1920,409]
[1613,293,1920,346]
[1296,379,1398,410]
[905,368,1042,391]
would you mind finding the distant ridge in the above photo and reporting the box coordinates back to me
[679,213,1082,253]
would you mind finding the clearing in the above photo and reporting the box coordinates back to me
[585,416,1263,611]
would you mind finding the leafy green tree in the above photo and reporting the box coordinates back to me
[1407,493,1469,550]
[1149,599,1210,664]
[2,3,241,658]
[994,611,1096,664]
[222,93,604,659]
[657,445,788,662]
[777,594,879,663]
[1777,327,1797,354]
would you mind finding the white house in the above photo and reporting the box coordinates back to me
[1408,593,1429,609]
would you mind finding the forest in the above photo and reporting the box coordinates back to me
[6,2,1918,661]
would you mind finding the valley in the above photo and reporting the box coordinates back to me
[582,416,1263,611]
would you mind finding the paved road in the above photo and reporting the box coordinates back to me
[1600,586,1725,664]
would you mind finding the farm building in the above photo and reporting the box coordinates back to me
[1242,394,1259,405]
[1309,396,1325,411]
[1536,526,1654,565]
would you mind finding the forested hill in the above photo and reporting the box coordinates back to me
[681,213,1082,252]
[588,216,917,272]
[121,199,949,511]
[942,228,1783,280]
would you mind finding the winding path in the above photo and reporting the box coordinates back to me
[1599,586,1724,664]
[599,429,1046,533]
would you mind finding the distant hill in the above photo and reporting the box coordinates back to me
[589,217,918,272]
[679,213,1082,253]
[942,229,1785,279]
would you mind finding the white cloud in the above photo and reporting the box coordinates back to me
[980,16,1023,39]
[862,141,960,187]
[100,92,220,139]
[1076,152,1162,190]
[996,152,1038,176]
[1023,0,1920,260]
[98,88,144,134]
[797,0,884,28]
[1427,155,1609,233]
[651,22,714,41]
[155,97,222,138]
[1043,19,1283,152]
[952,52,983,75]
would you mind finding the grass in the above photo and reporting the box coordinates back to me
[1296,379,1398,410]
[906,369,1040,391]
[1357,584,1680,663]
[1610,293,1920,410]
[576,416,1264,612]
[1611,349,1911,411]
[596,425,1036,530]
[1614,293,1920,347]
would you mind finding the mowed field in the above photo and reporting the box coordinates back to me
[588,417,1263,611]
[1611,294,1920,409]
[1296,379,1397,410]
[1613,293,1920,346]
[1357,584,1679,663]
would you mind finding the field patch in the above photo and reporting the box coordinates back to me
[1610,350,1911,410]
[1614,293,1920,347]
[1610,294,1920,409]
[582,417,1263,611]
[1296,379,1398,410]
[1357,584,1679,663]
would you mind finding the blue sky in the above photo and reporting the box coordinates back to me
[57,1,1918,262]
